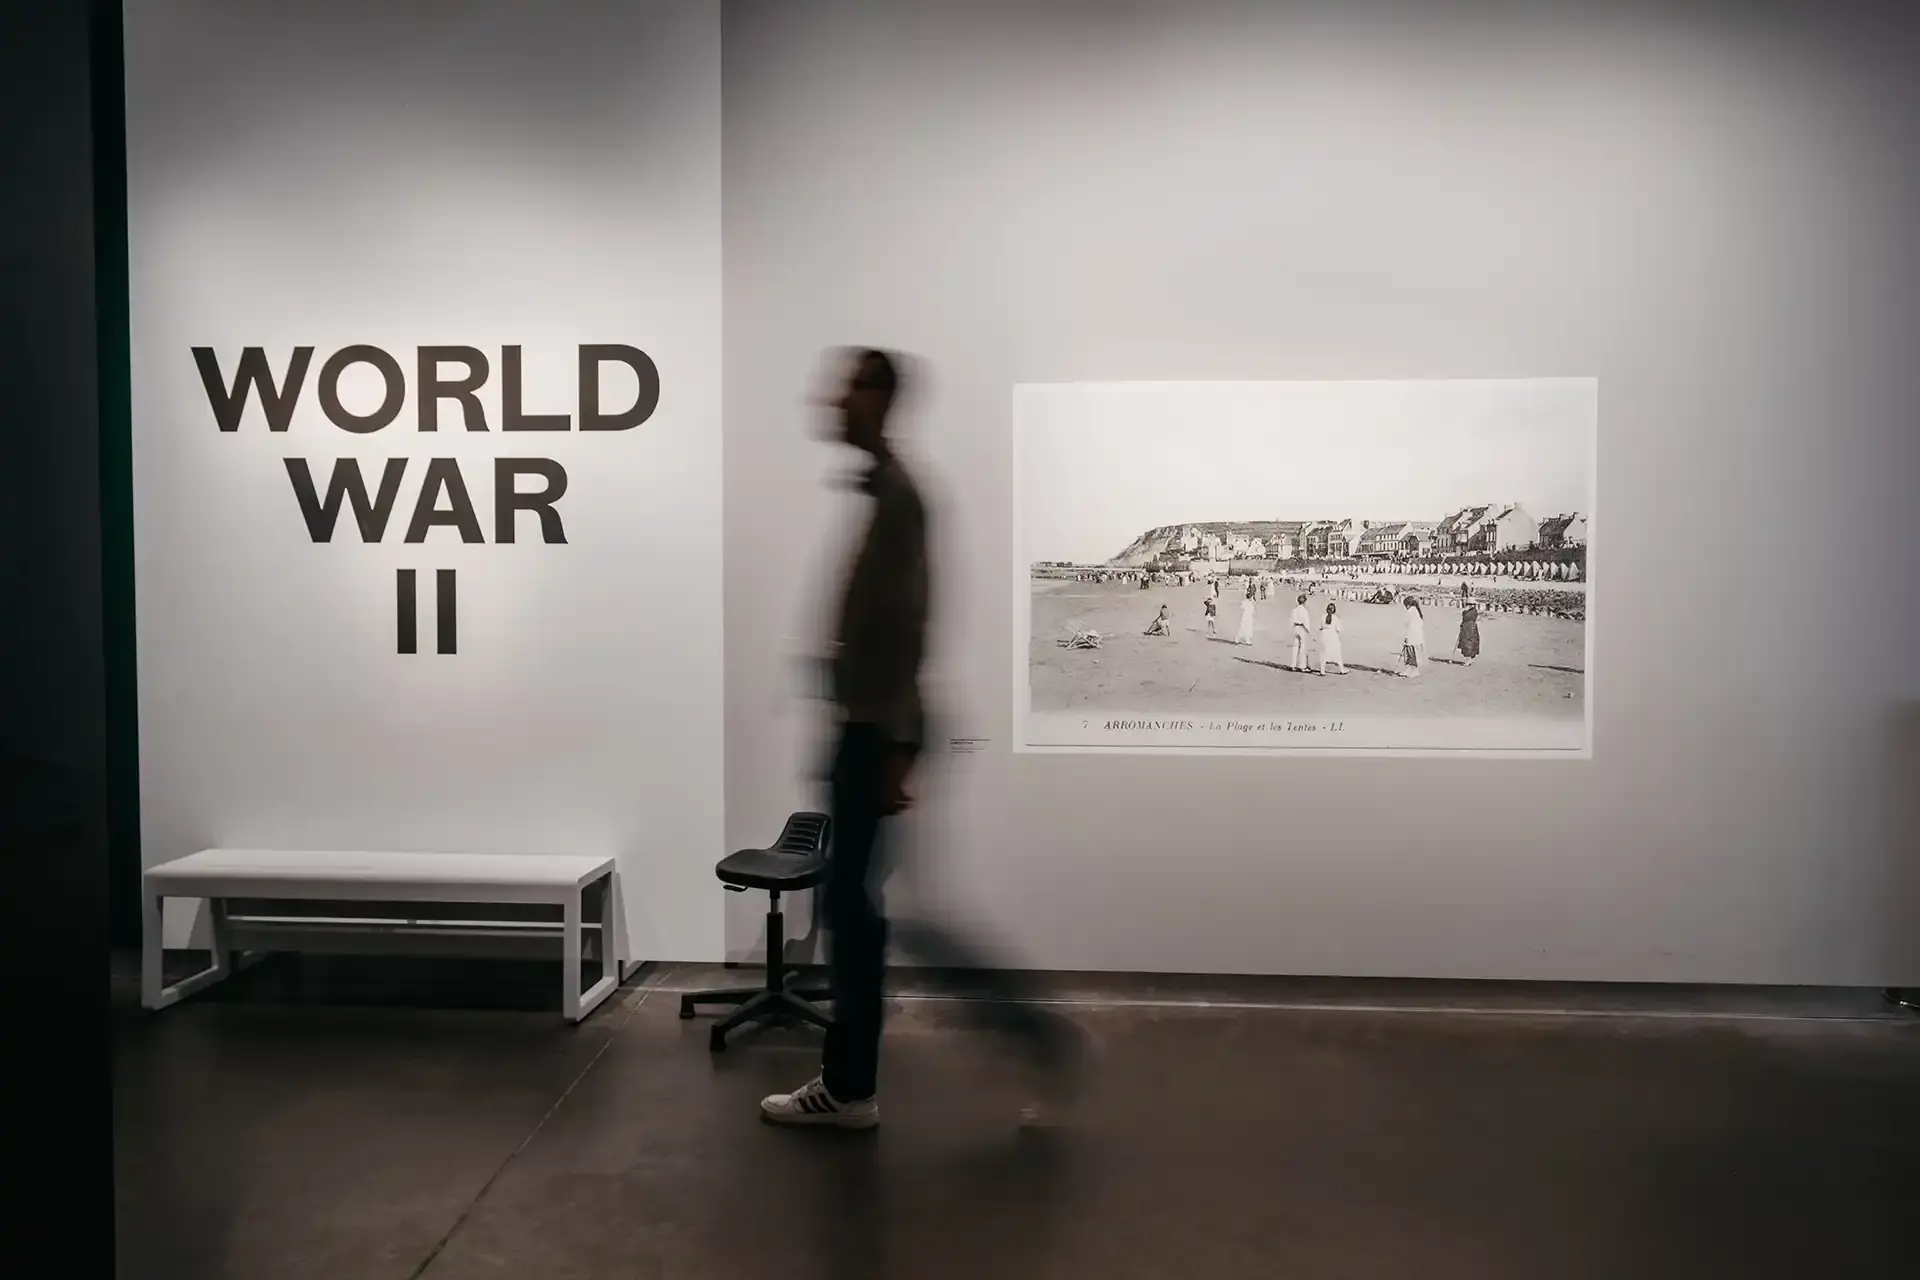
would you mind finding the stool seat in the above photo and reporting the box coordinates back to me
[716,845,827,893]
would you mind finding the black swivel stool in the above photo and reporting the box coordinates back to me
[679,812,835,1052]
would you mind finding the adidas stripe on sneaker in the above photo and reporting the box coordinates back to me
[760,1077,880,1130]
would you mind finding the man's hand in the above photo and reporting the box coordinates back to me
[883,746,917,816]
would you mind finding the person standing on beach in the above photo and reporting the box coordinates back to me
[1317,602,1346,675]
[1456,599,1481,667]
[1234,582,1257,645]
[1288,594,1312,669]
[1203,593,1218,636]
[1400,596,1426,677]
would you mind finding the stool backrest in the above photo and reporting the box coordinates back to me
[775,811,831,857]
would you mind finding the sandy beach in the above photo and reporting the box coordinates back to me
[1028,578,1585,720]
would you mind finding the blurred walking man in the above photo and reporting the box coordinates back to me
[758,349,924,1131]
[761,349,1084,1131]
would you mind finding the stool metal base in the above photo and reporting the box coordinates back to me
[682,985,833,1053]
[678,891,833,1051]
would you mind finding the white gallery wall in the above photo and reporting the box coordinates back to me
[723,0,1920,983]
[126,0,725,960]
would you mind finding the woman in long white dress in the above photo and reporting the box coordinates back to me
[1317,602,1346,675]
[1234,582,1257,645]
[1400,596,1426,677]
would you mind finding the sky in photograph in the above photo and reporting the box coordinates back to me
[1017,379,1595,564]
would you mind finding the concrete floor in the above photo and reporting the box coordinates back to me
[114,955,1919,1279]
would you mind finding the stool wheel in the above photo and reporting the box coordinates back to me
[709,1027,728,1054]
[678,996,695,1020]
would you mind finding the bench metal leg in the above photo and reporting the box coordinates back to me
[142,889,163,1009]
[563,891,583,1022]
[208,898,234,981]
[564,871,620,1024]
[143,893,236,1011]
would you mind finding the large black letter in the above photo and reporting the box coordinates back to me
[397,569,458,653]
[578,344,659,431]
[396,569,418,653]
[318,344,405,433]
[418,346,490,432]
[495,457,569,544]
[404,458,485,543]
[501,345,569,431]
[437,569,458,654]
[194,346,312,432]
[284,457,408,542]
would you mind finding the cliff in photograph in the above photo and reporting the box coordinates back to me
[1108,521,1299,566]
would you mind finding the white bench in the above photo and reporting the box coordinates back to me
[143,850,624,1022]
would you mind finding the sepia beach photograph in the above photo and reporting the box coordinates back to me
[1013,379,1597,755]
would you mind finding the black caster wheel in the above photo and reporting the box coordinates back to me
[678,997,695,1020]
[709,1027,728,1053]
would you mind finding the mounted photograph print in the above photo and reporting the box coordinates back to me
[1013,379,1596,756]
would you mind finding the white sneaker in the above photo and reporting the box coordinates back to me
[760,1077,879,1130]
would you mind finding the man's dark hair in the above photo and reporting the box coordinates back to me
[852,348,903,405]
